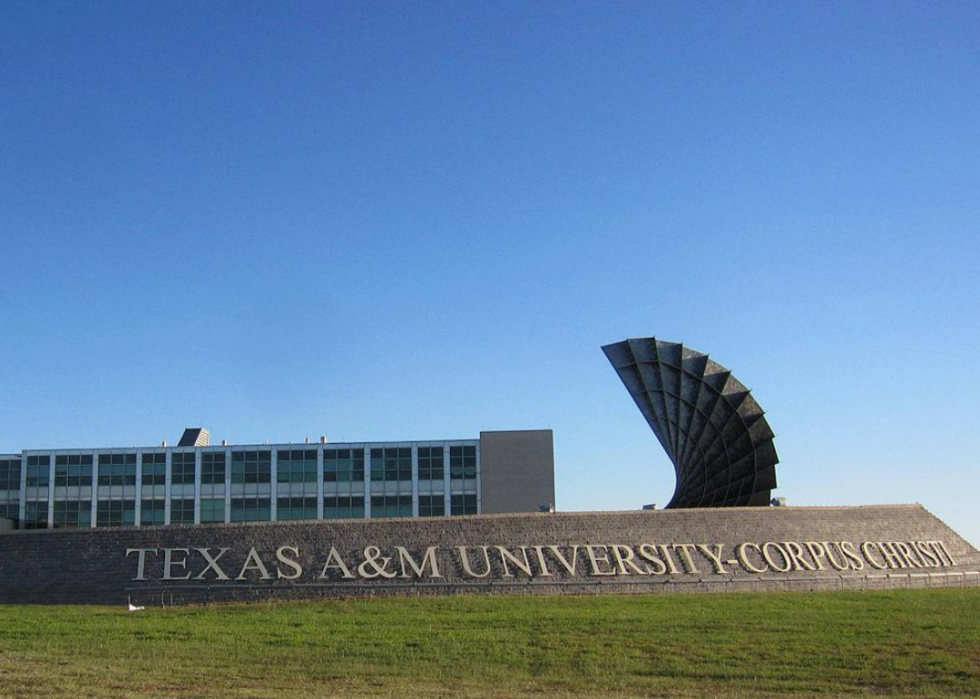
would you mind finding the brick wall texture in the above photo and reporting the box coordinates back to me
[0,504,976,606]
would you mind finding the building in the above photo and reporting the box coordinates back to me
[0,428,554,530]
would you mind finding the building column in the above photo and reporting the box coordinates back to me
[17,455,26,528]
[194,450,202,524]
[475,441,482,515]
[224,446,232,523]
[90,452,99,528]
[363,448,372,519]
[46,454,55,528]
[411,444,419,517]
[163,450,172,526]
[316,446,324,520]
[134,451,142,527]
[442,443,451,516]
[270,449,278,522]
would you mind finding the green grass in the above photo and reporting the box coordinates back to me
[0,589,978,698]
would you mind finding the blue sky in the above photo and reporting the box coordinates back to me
[1,2,978,545]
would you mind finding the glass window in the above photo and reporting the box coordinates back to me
[324,495,365,519]
[24,501,48,529]
[171,453,196,485]
[200,497,225,523]
[26,455,51,487]
[450,446,477,480]
[96,499,135,527]
[53,500,91,528]
[54,456,67,486]
[141,499,165,526]
[277,495,317,521]
[141,453,166,486]
[324,448,364,483]
[418,447,444,481]
[451,493,478,516]
[54,455,93,487]
[201,452,226,484]
[419,494,445,517]
[370,494,412,519]
[0,458,22,491]
[170,498,195,525]
[0,501,19,527]
[97,453,136,487]
[231,497,271,522]
[370,447,412,482]
[231,452,271,484]
[276,449,318,484]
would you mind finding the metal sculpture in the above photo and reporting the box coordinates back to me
[602,338,779,508]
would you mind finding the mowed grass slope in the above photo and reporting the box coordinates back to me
[0,588,978,698]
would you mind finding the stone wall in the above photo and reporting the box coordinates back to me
[0,504,976,606]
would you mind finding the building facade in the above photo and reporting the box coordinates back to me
[0,429,554,530]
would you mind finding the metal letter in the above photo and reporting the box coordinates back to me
[194,547,231,581]
[695,544,729,574]
[913,541,940,567]
[860,542,887,570]
[761,542,792,572]
[531,546,553,577]
[457,546,492,578]
[546,545,579,575]
[126,547,158,581]
[236,547,273,581]
[276,546,304,580]
[319,547,356,579]
[875,541,904,569]
[929,540,956,566]
[658,545,681,574]
[357,546,398,579]
[637,544,667,575]
[496,546,533,577]
[820,542,849,571]
[610,545,650,575]
[162,548,192,581]
[671,544,701,574]
[736,543,767,573]
[839,541,865,570]
[396,546,442,579]
[803,542,828,571]
[584,545,615,576]
[783,542,818,571]
[892,542,922,569]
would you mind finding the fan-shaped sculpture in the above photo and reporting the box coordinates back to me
[602,338,779,508]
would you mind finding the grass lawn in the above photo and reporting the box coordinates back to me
[0,588,977,698]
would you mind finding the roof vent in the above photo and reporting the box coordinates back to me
[178,428,210,447]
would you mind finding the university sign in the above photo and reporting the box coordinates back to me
[126,539,960,584]
[1,506,977,605]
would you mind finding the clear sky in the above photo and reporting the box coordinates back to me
[1,2,978,545]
